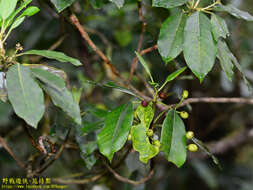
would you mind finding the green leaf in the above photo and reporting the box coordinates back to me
[20,6,40,17]
[9,16,25,30]
[217,39,234,81]
[0,0,18,20]
[159,67,187,91]
[152,0,188,9]
[160,110,187,167]
[3,0,32,28]
[104,81,139,98]
[21,50,82,66]
[6,64,45,128]
[110,0,124,8]
[81,120,104,135]
[39,75,82,125]
[131,103,159,163]
[135,52,154,83]
[158,9,186,61]
[219,4,253,21]
[97,103,134,162]
[30,68,65,91]
[183,11,217,82]
[50,0,75,12]
[192,137,221,169]
[211,14,229,41]
[22,64,67,81]
[80,79,140,98]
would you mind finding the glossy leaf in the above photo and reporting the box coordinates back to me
[158,10,186,61]
[6,64,45,128]
[219,4,253,21]
[22,50,82,66]
[20,6,40,17]
[39,75,82,125]
[211,14,229,41]
[160,110,187,167]
[0,0,18,20]
[97,103,134,162]
[30,68,65,91]
[159,67,187,91]
[131,103,159,164]
[3,0,32,28]
[136,52,154,82]
[110,0,124,8]
[183,11,217,82]
[152,0,188,9]
[50,0,75,12]
[22,64,67,81]
[9,16,25,30]
[217,40,234,81]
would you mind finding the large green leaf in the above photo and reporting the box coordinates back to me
[158,10,186,61]
[183,11,217,82]
[0,0,18,20]
[131,103,159,164]
[6,64,45,128]
[219,4,253,21]
[211,14,229,42]
[50,0,75,13]
[152,0,188,9]
[110,0,124,8]
[217,39,234,81]
[160,110,186,167]
[23,64,67,81]
[38,75,82,125]
[97,103,134,162]
[21,50,82,66]
[30,68,65,91]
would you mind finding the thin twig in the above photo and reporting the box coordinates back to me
[157,97,253,111]
[103,160,154,186]
[0,136,25,169]
[179,97,253,107]
[69,14,120,78]
[128,2,147,82]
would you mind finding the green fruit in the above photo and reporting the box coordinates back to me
[128,134,132,141]
[180,111,189,119]
[182,90,189,99]
[147,129,154,137]
[188,144,198,152]
[186,131,194,140]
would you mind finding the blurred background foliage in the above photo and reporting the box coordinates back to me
[1,0,253,189]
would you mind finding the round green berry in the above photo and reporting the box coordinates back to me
[147,129,154,137]
[182,90,189,99]
[186,131,194,140]
[180,111,189,119]
[188,144,198,152]
[128,134,132,141]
